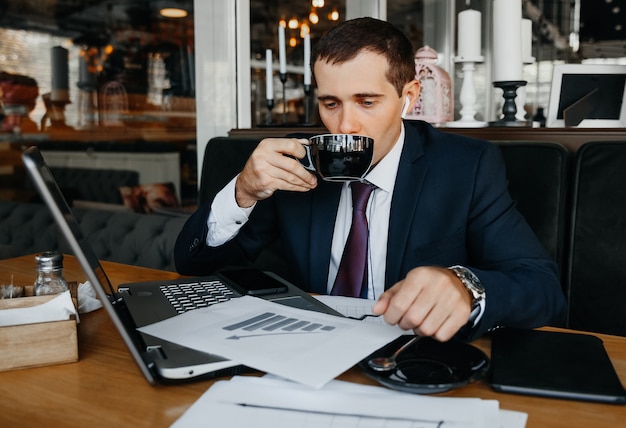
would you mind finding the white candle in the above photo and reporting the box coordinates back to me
[521,18,533,62]
[303,33,311,85]
[457,9,481,59]
[278,26,287,75]
[265,49,273,100]
[492,0,522,82]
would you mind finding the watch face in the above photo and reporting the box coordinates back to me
[467,280,484,298]
[450,266,484,301]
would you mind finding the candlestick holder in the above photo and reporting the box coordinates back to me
[514,85,528,122]
[446,56,487,128]
[489,80,531,127]
[280,72,287,124]
[515,57,536,122]
[266,98,274,125]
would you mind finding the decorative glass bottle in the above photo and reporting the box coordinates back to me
[34,251,69,296]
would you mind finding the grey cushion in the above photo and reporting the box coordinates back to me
[0,200,186,271]
[0,201,62,259]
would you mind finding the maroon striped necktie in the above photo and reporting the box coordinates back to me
[331,181,376,298]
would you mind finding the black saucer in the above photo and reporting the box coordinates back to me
[359,335,490,394]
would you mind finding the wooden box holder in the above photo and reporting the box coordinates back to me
[0,282,78,372]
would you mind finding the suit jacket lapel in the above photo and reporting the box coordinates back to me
[385,123,428,288]
[308,180,343,294]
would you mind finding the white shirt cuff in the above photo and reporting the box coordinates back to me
[471,296,486,328]
[206,175,255,246]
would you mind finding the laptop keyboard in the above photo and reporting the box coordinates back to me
[160,279,236,314]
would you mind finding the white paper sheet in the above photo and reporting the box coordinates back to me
[315,294,381,320]
[171,375,526,428]
[0,290,77,327]
[138,296,403,388]
[314,294,410,332]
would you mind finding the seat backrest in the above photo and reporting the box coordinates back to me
[199,136,310,279]
[494,141,571,279]
[566,141,626,336]
[198,133,315,205]
[198,137,261,205]
[198,138,574,285]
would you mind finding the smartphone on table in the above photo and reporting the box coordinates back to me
[218,267,289,296]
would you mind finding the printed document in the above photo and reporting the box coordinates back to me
[138,296,403,388]
[171,375,528,428]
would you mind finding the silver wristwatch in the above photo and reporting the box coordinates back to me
[449,265,485,323]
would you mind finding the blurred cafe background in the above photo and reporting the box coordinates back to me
[0,0,624,206]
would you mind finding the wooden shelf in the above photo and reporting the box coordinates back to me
[230,124,626,152]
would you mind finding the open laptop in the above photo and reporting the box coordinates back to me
[22,146,341,385]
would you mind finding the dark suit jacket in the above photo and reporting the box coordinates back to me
[175,121,566,339]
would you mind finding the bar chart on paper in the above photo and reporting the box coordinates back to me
[223,311,337,338]
[138,296,405,388]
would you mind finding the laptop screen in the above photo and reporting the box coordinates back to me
[22,146,157,384]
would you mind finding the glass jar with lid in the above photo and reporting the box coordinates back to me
[34,251,69,296]
[405,45,454,125]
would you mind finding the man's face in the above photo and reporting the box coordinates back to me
[314,50,413,165]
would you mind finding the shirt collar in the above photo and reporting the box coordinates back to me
[363,124,405,193]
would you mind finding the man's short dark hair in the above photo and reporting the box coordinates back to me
[311,17,415,97]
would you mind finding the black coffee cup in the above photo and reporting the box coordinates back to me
[299,134,374,182]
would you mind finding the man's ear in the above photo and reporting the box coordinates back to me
[404,79,420,108]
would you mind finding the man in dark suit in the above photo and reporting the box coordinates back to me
[175,18,566,342]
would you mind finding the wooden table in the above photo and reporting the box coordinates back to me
[1,255,625,427]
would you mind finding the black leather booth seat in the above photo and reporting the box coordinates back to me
[495,141,570,277]
[198,135,626,337]
[199,136,571,287]
[566,141,626,337]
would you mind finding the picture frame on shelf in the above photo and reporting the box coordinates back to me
[546,64,626,128]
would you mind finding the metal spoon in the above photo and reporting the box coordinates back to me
[367,335,422,372]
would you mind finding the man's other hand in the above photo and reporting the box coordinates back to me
[372,266,472,342]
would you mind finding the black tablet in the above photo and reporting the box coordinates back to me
[490,328,626,404]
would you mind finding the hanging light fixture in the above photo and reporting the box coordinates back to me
[160,8,187,18]
[312,0,325,8]
[158,1,188,18]
[309,9,319,24]
[329,8,339,21]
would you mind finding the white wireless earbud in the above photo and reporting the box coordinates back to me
[401,96,411,118]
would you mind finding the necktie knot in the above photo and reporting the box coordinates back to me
[351,181,375,213]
